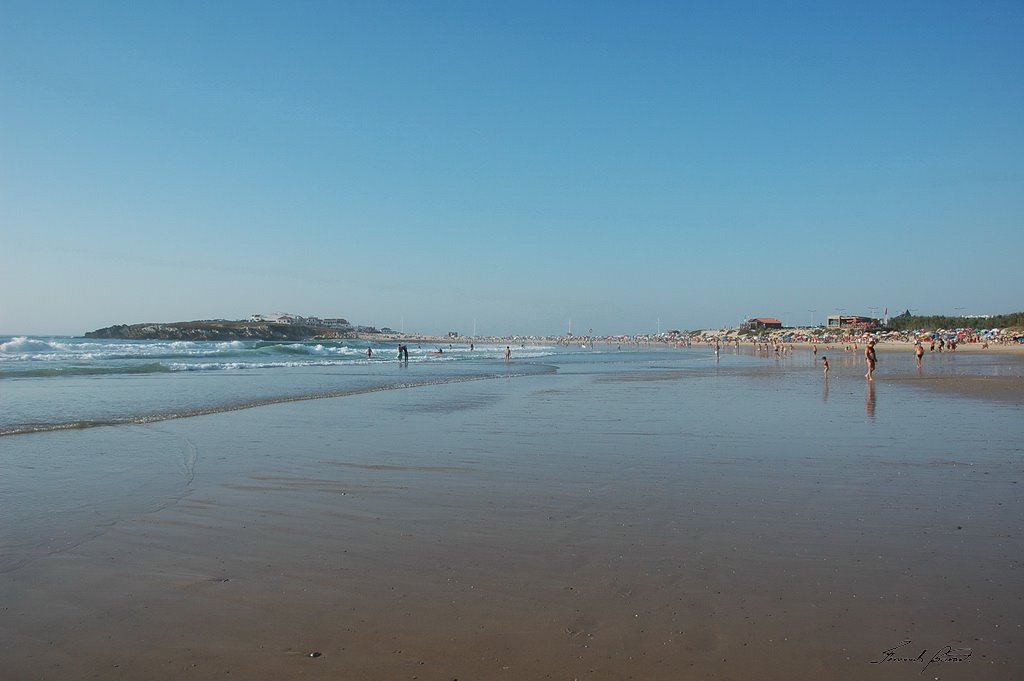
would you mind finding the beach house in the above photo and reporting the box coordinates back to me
[827,314,879,329]
[741,317,783,330]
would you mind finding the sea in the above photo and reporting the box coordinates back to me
[4,335,1023,438]
[0,336,577,436]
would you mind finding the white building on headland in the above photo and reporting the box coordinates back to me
[250,312,301,324]
[248,313,352,330]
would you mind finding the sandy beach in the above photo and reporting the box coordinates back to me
[2,348,1022,680]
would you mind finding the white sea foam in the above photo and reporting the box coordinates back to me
[0,336,59,354]
[166,359,358,371]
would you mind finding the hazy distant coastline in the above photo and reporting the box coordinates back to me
[83,320,353,342]
[81,320,495,345]
[82,316,1024,349]
[84,312,1024,344]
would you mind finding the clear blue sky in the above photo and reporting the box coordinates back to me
[2,1,1022,336]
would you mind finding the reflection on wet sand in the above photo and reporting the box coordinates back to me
[2,349,1022,681]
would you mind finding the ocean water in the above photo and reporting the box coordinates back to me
[0,336,574,436]
[3,335,1022,437]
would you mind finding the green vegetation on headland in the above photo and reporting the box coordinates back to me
[884,311,1024,332]
[84,321,353,342]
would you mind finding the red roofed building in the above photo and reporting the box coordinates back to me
[742,317,783,330]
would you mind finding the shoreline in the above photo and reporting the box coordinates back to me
[368,335,1024,354]
[61,320,1024,352]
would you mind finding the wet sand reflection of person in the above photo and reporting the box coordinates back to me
[821,356,830,401]
[865,381,876,418]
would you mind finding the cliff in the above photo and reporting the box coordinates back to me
[84,320,352,342]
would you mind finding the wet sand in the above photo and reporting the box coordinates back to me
[885,374,1024,404]
[2,353,1022,680]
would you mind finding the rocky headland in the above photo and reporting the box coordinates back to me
[84,320,352,342]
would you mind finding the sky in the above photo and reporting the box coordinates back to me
[2,1,1022,337]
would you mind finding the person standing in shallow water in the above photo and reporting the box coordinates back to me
[864,341,877,380]
[914,340,924,368]
[822,356,829,377]
[504,346,511,362]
